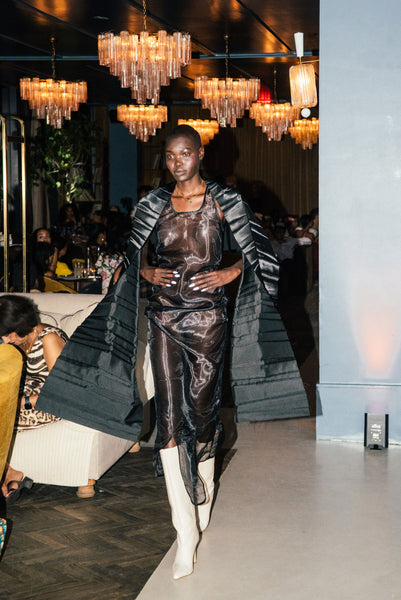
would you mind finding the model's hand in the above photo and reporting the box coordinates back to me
[140,266,179,287]
[190,265,242,292]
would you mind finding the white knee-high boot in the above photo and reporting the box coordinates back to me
[160,446,199,580]
[197,457,215,532]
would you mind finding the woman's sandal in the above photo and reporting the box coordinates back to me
[5,477,33,505]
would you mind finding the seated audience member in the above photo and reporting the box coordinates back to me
[271,222,298,263]
[295,209,319,245]
[86,209,107,246]
[261,215,274,238]
[56,202,84,240]
[309,207,319,236]
[0,295,68,503]
[94,228,128,295]
[54,236,73,276]
[120,196,134,216]
[31,228,58,277]
[285,214,300,237]
[28,242,55,292]
[271,222,308,298]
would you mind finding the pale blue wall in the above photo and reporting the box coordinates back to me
[109,122,137,209]
[317,0,401,443]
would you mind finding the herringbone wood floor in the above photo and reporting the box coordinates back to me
[0,447,235,600]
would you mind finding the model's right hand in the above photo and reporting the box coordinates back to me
[140,266,179,287]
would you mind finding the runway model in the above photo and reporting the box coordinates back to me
[37,125,309,580]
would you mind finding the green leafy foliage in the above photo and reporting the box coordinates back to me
[30,115,101,203]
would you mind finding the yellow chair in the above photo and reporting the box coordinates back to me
[43,276,77,293]
[0,344,23,479]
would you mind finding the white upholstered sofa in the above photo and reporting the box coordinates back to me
[4,292,154,498]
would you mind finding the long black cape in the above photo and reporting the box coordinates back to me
[37,182,309,441]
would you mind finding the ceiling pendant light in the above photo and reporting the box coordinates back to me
[194,35,260,127]
[177,119,219,145]
[250,68,299,141]
[117,104,168,142]
[19,37,87,129]
[288,117,319,149]
[289,32,318,108]
[98,0,191,104]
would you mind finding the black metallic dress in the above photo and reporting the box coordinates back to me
[37,182,309,477]
[147,189,227,504]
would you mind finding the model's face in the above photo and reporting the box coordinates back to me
[37,229,51,243]
[165,135,204,183]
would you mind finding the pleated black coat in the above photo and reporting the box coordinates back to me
[37,182,309,441]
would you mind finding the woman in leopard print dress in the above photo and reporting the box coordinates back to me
[0,294,67,500]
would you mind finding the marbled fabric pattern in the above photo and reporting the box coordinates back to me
[147,191,226,504]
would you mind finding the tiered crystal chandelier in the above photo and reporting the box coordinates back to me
[98,0,191,104]
[117,104,168,142]
[194,35,260,127]
[177,119,219,145]
[288,118,319,149]
[250,102,300,141]
[249,71,299,141]
[19,37,87,129]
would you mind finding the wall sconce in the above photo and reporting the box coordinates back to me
[289,32,317,108]
[364,413,389,450]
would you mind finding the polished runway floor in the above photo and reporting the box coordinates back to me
[138,417,401,600]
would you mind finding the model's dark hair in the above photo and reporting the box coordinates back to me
[0,294,40,337]
[166,124,202,149]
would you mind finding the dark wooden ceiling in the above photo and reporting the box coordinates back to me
[0,0,319,108]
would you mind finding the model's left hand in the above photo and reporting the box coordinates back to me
[190,264,242,292]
